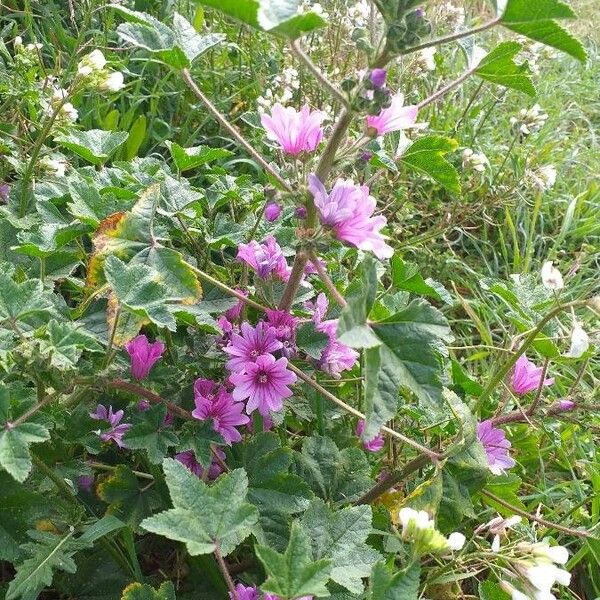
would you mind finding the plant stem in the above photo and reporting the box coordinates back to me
[400,19,500,56]
[355,454,431,505]
[289,40,349,108]
[181,68,293,193]
[7,391,59,428]
[481,489,592,538]
[214,543,238,600]
[308,250,347,308]
[87,461,154,480]
[278,250,308,311]
[288,363,441,460]
[527,357,550,415]
[477,299,592,408]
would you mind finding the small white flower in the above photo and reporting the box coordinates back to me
[40,157,68,178]
[61,102,79,122]
[491,534,501,553]
[529,165,557,192]
[78,49,107,75]
[99,71,125,92]
[499,581,530,600]
[531,543,569,565]
[462,148,488,172]
[26,42,43,51]
[447,532,466,550]
[565,321,589,358]
[14,36,23,50]
[541,261,564,291]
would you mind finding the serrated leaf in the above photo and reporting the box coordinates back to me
[141,460,258,556]
[301,499,381,593]
[121,581,176,600]
[368,562,420,600]
[104,255,176,332]
[97,465,160,529]
[38,320,103,369]
[196,0,326,39]
[255,521,332,599]
[400,136,460,194]
[158,175,203,216]
[177,420,223,468]
[166,142,233,172]
[55,130,129,165]
[123,404,179,464]
[339,260,452,437]
[0,423,50,483]
[6,529,87,600]
[474,42,535,95]
[88,184,201,304]
[499,0,586,61]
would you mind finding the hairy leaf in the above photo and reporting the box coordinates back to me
[55,130,129,165]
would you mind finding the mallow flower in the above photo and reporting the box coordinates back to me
[356,419,385,452]
[366,93,419,136]
[477,420,516,475]
[237,236,290,281]
[541,261,564,291]
[308,174,393,260]
[176,449,225,480]
[228,584,259,600]
[224,322,283,373]
[511,354,554,395]
[90,404,131,448]
[124,335,165,380]
[261,103,325,155]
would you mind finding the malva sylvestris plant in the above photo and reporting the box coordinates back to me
[0,1,597,600]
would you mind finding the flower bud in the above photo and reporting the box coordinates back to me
[541,261,564,291]
[369,68,387,89]
[264,201,282,222]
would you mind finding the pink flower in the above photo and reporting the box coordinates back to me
[477,420,516,476]
[191,378,250,444]
[90,404,131,448]
[224,321,283,372]
[308,174,393,260]
[265,201,282,222]
[237,236,290,281]
[366,93,419,136]
[229,584,259,600]
[176,449,225,480]
[230,354,297,416]
[310,293,359,378]
[265,309,298,357]
[369,68,387,89]
[511,354,555,395]
[261,103,325,155]
[264,595,312,600]
[124,335,165,380]
[225,291,248,321]
[356,419,385,452]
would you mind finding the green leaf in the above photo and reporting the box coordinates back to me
[499,0,586,61]
[474,42,535,96]
[88,184,201,304]
[0,423,50,483]
[300,499,381,593]
[113,6,225,67]
[166,142,233,172]
[255,521,332,599]
[97,465,160,529]
[55,130,129,165]
[368,562,420,600]
[123,404,179,464]
[478,580,511,600]
[121,581,177,600]
[339,287,453,437]
[158,175,203,216]
[296,322,330,359]
[141,460,258,556]
[38,320,103,369]
[124,115,147,160]
[177,420,223,468]
[483,473,526,514]
[391,256,452,304]
[6,529,87,600]
[196,0,327,39]
[399,136,460,195]
[104,255,176,332]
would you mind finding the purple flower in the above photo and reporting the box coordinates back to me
[265,201,282,222]
[224,321,283,372]
[265,309,298,357]
[191,378,250,444]
[369,68,387,89]
[176,449,225,480]
[229,584,259,600]
[360,150,373,162]
[90,404,132,448]
[78,475,94,492]
[477,420,516,476]
[0,183,9,202]
[295,206,307,219]
[308,174,393,260]
[230,354,297,416]
[511,354,555,395]
[366,93,419,136]
[261,103,325,156]
[225,291,248,321]
[124,335,165,380]
[310,293,359,378]
[356,419,385,452]
[237,236,290,281]
[264,595,313,600]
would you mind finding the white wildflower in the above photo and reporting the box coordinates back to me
[565,321,589,358]
[541,261,564,291]
[99,71,125,92]
[447,532,466,550]
[78,49,107,76]
[529,165,557,192]
[462,148,488,172]
[40,157,68,178]
[510,104,548,136]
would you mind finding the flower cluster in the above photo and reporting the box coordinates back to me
[462,148,488,173]
[398,507,465,556]
[257,65,300,112]
[527,165,557,192]
[77,49,125,92]
[510,104,548,136]
[229,584,312,600]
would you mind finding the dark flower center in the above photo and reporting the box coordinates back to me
[258,373,268,384]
